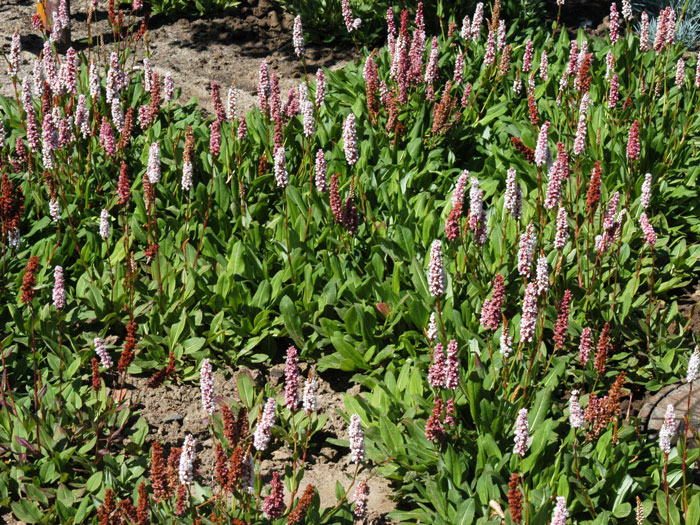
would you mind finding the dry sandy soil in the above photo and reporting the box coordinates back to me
[0,0,354,115]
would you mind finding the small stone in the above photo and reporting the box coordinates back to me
[161,413,183,423]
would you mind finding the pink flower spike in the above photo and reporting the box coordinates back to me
[480,274,505,331]
[641,173,652,209]
[262,472,285,518]
[534,121,550,167]
[444,340,460,389]
[349,414,365,464]
[609,3,620,44]
[273,146,288,188]
[178,434,196,485]
[639,212,657,247]
[353,481,370,518]
[517,222,536,277]
[519,283,538,343]
[200,358,215,415]
[428,343,446,388]
[8,31,20,77]
[53,265,65,309]
[569,390,584,428]
[513,408,529,457]
[579,327,593,364]
[676,58,685,88]
[522,40,533,73]
[94,337,113,368]
[427,240,446,297]
[342,114,359,166]
[284,346,299,411]
[551,497,569,525]
[626,120,640,162]
[254,397,276,451]
[293,15,304,58]
[314,149,327,193]
[640,12,650,52]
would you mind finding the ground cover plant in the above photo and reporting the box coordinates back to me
[2,0,700,523]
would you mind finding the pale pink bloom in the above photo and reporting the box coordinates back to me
[535,256,549,296]
[428,343,446,388]
[551,497,569,525]
[293,15,304,57]
[659,404,676,454]
[522,40,533,73]
[343,114,359,166]
[609,74,620,108]
[200,358,215,414]
[349,414,365,464]
[513,408,529,456]
[517,222,536,277]
[687,346,699,384]
[147,142,161,184]
[471,3,484,41]
[609,3,620,44]
[178,434,196,485]
[444,340,460,389]
[315,149,327,193]
[254,398,276,451]
[519,283,538,343]
[53,266,65,309]
[504,168,522,220]
[427,240,446,296]
[569,390,584,428]
[641,173,652,209]
[640,12,650,52]
[534,121,550,167]
[554,206,569,249]
[8,31,20,77]
[484,31,496,67]
[284,346,299,411]
[94,337,113,368]
[676,58,685,88]
[639,212,657,247]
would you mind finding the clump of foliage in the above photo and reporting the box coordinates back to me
[276,0,546,46]
[2,0,700,523]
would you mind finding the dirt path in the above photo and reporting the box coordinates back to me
[0,0,355,115]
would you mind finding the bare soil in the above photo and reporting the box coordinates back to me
[0,0,355,115]
[129,362,395,523]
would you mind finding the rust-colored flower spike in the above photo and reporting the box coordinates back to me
[118,320,138,372]
[507,473,522,524]
[215,444,229,488]
[586,161,602,213]
[91,358,101,391]
[134,482,149,525]
[151,441,168,502]
[97,489,117,524]
[594,322,612,375]
[287,484,316,525]
[166,446,182,493]
[432,82,456,135]
[174,483,187,516]
[20,256,39,304]
[117,161,131,205]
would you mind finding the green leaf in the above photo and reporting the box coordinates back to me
[11,500,43,523]
[237,371,254,408]
[687,494,700,525]
[613,502,631,518]
[85,471,103,493]
[280,295,304,348]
